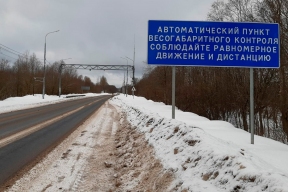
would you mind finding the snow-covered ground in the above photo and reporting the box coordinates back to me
[0,93,110,114]
[111,95,288,191]
[1,93,288,191]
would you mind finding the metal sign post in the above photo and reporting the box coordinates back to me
[147,20,280,144]
[172,66,175,119]
[250,68,254,144]
[132,87,136,99]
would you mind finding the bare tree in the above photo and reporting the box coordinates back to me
[257,0,288,140]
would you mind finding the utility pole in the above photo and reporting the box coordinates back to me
[133,35,135,87]
[43,30,59,99]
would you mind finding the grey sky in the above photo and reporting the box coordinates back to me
[0,0,215,87]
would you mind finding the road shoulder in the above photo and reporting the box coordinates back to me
[5,100,174,192]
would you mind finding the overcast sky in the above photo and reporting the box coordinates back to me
[0,0,215,87]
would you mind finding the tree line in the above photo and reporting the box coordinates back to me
[134,0,288,143]
[0,53,117,100]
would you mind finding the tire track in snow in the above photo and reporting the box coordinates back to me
[76,102,117,192]
[70,102,110,192]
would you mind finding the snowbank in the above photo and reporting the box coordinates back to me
[0,93,108,114]
[111,95,288,192]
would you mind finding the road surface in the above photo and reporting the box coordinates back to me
[0,95,111,187]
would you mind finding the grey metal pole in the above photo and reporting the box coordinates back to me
[126,66,128,97]
[132,66,135,99]
[59,65,62,97]
[124,72,126,94]
[172,66,176,119]
[250,68,254,144]
[42,41,46,99]
[133,35,135,98]
[42,30,59,99]
[125,56,135,98]
[120,57,129,97]
[33,78,35,96]
[133,66,135,86]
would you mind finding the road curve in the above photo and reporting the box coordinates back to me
[0,95,111,187]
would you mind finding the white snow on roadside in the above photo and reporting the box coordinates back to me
[27,107,107,192]
[0,93,108,114]
[110,95,288,192]
[2,93,288,191]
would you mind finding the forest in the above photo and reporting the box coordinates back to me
[134,0,288,143]
[0,52,117,100]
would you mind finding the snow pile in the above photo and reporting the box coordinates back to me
[0,94,62,112]
[111,95,288,192]
[0,93,107,114]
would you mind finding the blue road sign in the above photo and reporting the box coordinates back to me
[147,20,280,68]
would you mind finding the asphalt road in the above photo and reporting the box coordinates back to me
[0,95,111,187]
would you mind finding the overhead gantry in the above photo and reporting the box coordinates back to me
[58,64,135,97]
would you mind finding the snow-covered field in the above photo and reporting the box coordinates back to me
[1,93,288,191]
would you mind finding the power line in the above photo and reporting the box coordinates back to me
[0,43,28,60]
[0,52,18,61]
[0,43,25,56]
[0,47,20,57]
[0,43,44,64]
[0,47,27,59]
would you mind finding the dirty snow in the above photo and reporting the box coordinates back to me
[1,93,288,191]
[111,95,288,192]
